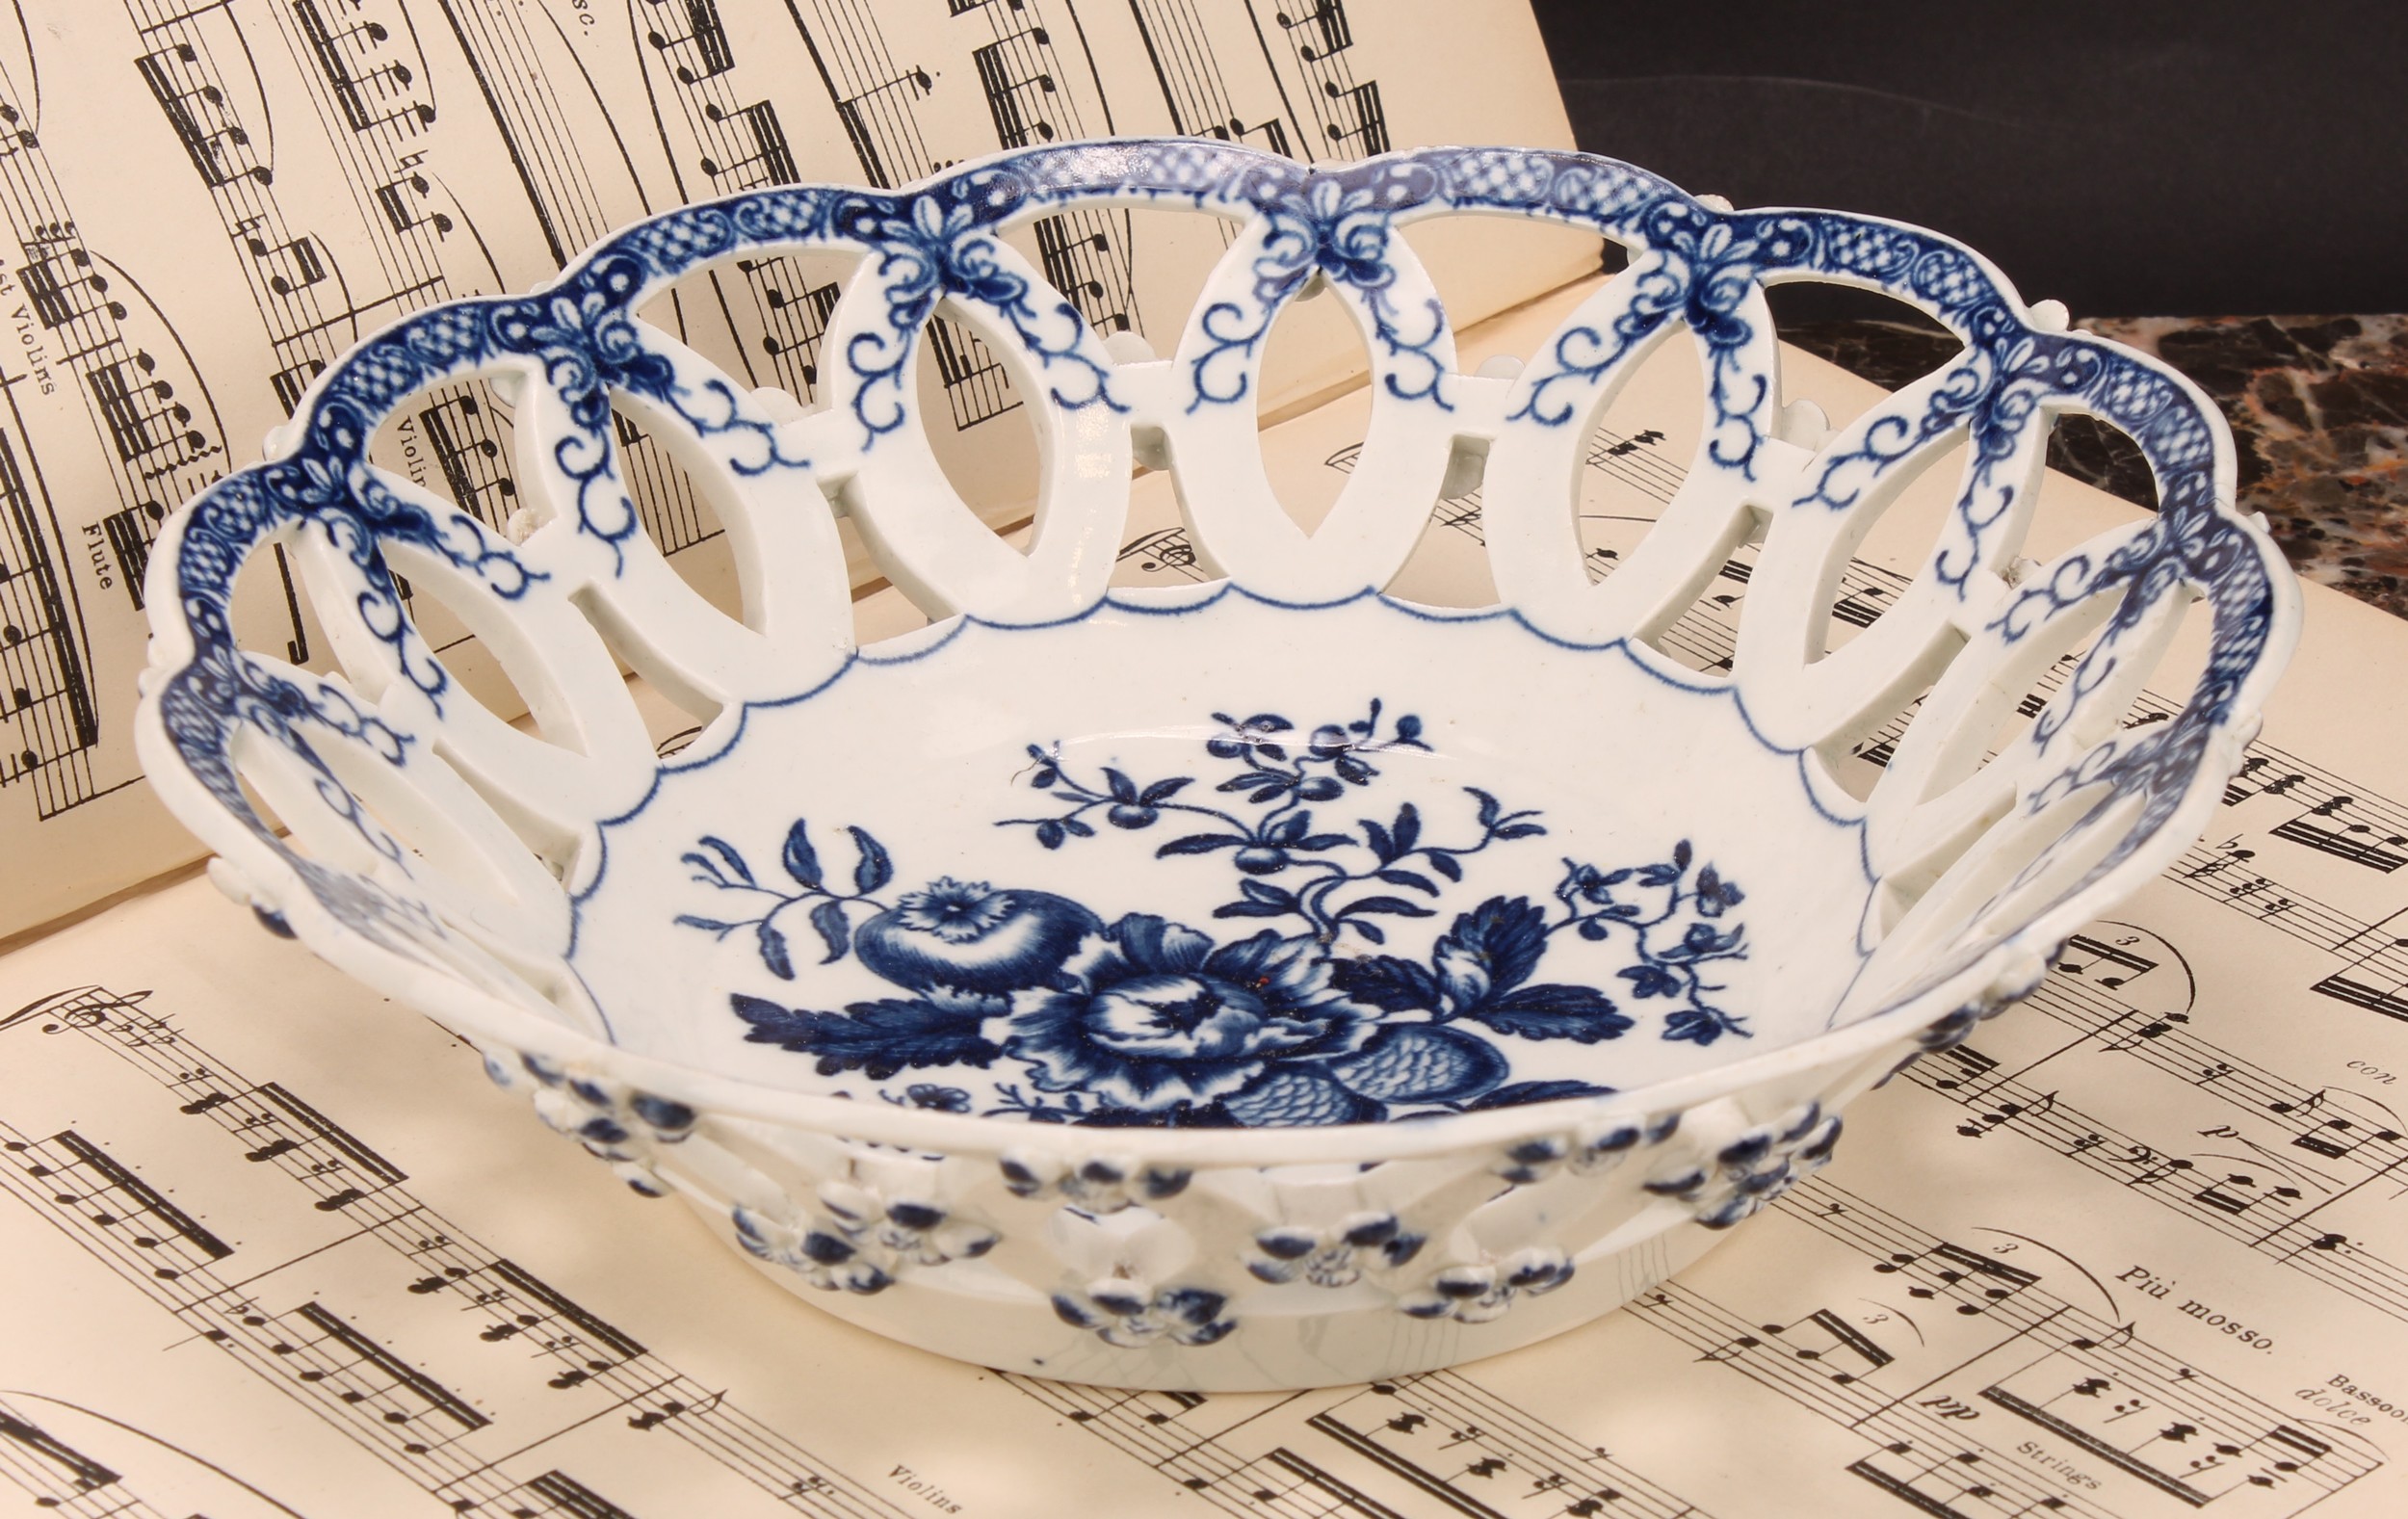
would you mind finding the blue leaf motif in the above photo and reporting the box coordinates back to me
[1694,864,1745,918]
[1664,1006,1735,1045]
[697,835,753,885]
[1339,895,1436,921]
[735,994,1001,1081]
[1158,832,1245,855]
[1329,955,1441,1012]
[1619,963,1685,1000]
[848,825,893,893]
[1469,983,1634,1043]
[1431,896,1547,1012]
[809,900,851,964]
[757,921,796,980]
[781,819,823,888]
[1215,901,1292,919]
[730,992,808,1042]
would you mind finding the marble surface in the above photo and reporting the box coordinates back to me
[1785,315,2408,618]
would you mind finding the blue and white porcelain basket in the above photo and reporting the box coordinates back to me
[137,140,2296,1390]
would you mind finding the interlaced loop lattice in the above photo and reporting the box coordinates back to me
[138,139,2294,1144]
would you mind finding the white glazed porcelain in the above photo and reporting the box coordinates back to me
[135,140,2297,1391]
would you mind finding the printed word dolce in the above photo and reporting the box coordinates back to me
[2301,1374,2408,1425]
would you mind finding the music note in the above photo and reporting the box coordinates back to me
[246,235,327,297]
[0,98,34,156]
[736,257,841,387]
[1928,1044,1995,1089]
[831,65,935,188]
[374,173,454,238]
[18,236,127,330]
[290,1301,489,1430]
[2193,1172,2304,1216]
[700,100,798,189]
[1278,1,1356,62]
[419,392,518,525]
[2270,788,2408,870]
[2055,931,2159,987]
[1205,116,1294,155]
[644,0,736,84]
[294,0,434,133]
[87,354,210,472]
[1116,527,1207,583]
[135,44,271,188]
[1323,79,1389,153]
[973,31,1060,147]
[2290,1113,2406,1161]
[1034,213,1136,334]
[270,359,328,415]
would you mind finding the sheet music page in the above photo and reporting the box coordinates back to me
[6,274,2407,1517]
[0,0,1586,938]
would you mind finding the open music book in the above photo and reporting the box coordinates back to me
[0,0,1589,937]
[6,6,2408,1518]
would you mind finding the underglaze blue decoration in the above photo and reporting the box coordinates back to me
[671,704,1747,1125]
[138,137,2296,1390]
[997,1152,1191,1213]
[480,1050,695,1199]
[1398,1246,1577,1324]
[732,1192,999,1297]
[1246,1214,1426,1288]
[1642,1101,1843,1229]
[1190,165,1456,412]
[1490,1111,1682,1186]
[1051,1283,1238,1349]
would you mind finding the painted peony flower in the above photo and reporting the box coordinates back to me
[1005,915,1376,1113]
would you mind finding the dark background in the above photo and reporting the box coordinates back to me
[1528,0,2408,319]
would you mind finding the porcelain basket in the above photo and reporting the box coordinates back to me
[135,140,2297,1391]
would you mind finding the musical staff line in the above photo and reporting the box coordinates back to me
[1891,943,2408,1328]
[953,0,1141,341]
[0,1394,182,1519]
[1685,1177,2386,1516]
[1005,1359,1716,1518]
[1131,0,1296,155]
[430,0,716,557]
[0,985,909,1519]
[1264,2,1389,156]
[0,59,258,816]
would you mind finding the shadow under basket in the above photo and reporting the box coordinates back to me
[136,139,2295,1391]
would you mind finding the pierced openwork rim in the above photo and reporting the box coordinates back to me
[133,137,2300,1163]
